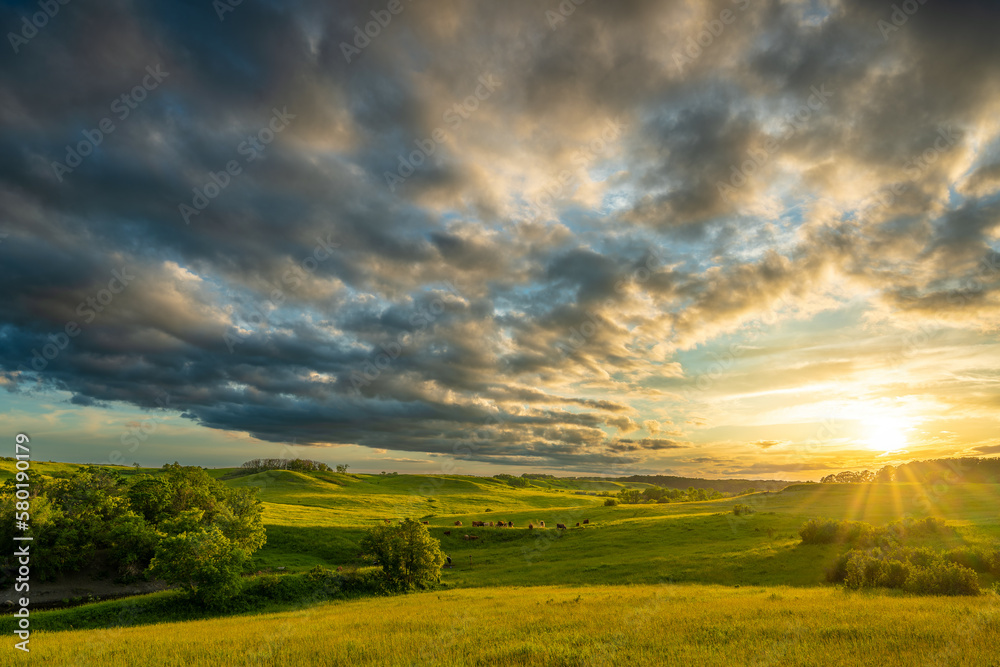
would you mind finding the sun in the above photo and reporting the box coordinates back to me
[863,416,909,452]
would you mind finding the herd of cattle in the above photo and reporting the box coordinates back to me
[435,518,591,540]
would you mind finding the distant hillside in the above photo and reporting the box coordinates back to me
[820,457,1000,484]
[512,473,795,494]
[612,475,795,494]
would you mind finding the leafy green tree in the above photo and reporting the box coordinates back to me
[876,465,897,483]
[1,462,267,592]
[18,468,132,580]
[360,519,445,591]
[106,512,160,582]
[689,487,709,501]
[215,487,267,552]
[617,489,643,504]
[149,526,247,607]
[159,508,207,535]
[642,486,667,502]
[128,476,173,523]
[160,464,222,521]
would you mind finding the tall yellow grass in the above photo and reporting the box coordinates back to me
[10,584,1000,666]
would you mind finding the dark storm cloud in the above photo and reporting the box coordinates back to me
[2,0,999,471]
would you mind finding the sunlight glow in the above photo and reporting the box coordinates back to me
[864,416,909,452]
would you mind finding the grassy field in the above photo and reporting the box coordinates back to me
[13,585,1000,666]
[3,461,1000,665]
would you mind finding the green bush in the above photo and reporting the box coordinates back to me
[905,562,980,596]
[254,574,283,598]
[360,519,445,592]
[106,513,160,582]
[842,552,911,590]
[337,566,386,596]
[878,559,911,589]
[616,489,643,505]
[843,551,893,590]
[604,498,617,506]
[732,504,754,516]
[493,474,530,488]
[898,546,942,569]
[799,517,951,547]
[829,545,984,596]
[799,518,841,544]
[1,463,267,596]
[148,526,248,608]
[943,546,992,573]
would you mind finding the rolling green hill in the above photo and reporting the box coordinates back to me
[4,461,999,666]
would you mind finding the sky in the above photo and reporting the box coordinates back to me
[1,0,998,481]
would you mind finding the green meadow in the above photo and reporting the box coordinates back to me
[2,462,999,665]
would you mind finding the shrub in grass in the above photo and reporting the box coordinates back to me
[905,562,980,596]
[833,547,981,595]
[843,551,907,590]
[943,546,992,573]
[799,518,841,544]
[337,566,386,596]
[838,521,880,546]
[256,574,282,596]
[840,556,898,589]
[800,517,951,547]
[617,489,643,505]
[148,526,248,609]
[903,516,948,537]
[304,565,384,597]
[248,573,313,602]
[899,546,944,569]
[733,504,754,516]
[877,559,910,589]
[604,498,617,506]
[360,519,445,592]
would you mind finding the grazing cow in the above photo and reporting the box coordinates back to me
[489,521,494,527]
[444,531,451,536]
[474,521,485,527]
[469,535,479,540]
[575,523,580,527]
[508,521,514,528]
[556,523,567,530]
[463,534,471,540]
[528,523,534,529]
[539,521,545,527]
[583,519,589,524]
[455,521,463,526]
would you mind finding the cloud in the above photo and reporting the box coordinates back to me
[751,440,784,449]
[0,0,998,473]
[610,438,688,452]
